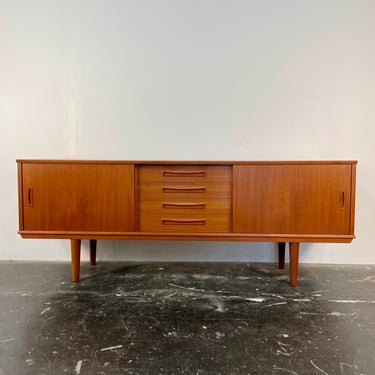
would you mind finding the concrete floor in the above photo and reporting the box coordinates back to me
[0,261,374,375]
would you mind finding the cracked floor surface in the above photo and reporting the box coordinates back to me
[0,261,374,374]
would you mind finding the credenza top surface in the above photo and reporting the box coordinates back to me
[16,160,358,165]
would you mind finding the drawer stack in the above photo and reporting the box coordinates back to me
[137,165,232,232]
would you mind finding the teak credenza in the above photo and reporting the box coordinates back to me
[17,160,357,287]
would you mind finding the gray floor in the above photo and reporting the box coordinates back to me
[0,260,374,374]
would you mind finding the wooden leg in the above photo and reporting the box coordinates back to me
[90,239,97,266]
[278,242,286,269]
[289,242,300,287]
[71,239,81,282]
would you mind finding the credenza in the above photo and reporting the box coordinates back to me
[17,160,357,286]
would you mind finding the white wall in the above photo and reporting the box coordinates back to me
[1,0,374,264]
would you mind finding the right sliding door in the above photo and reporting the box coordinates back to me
[233,163,355,235]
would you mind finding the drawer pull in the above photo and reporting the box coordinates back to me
[162,218,206,225]
[163,170,206,177]
[162,186,206,193]
[162,202,206,209]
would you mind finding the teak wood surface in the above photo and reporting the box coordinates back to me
[17,160,357,287]
[137,165,232,232]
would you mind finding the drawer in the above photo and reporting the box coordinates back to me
[138,165,229,183]
[139,196,231,213]
[138,165,231,201]
[137,165,232,232]
[138,212,231,233]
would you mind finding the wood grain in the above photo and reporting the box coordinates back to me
[233,164,353,235]
[17,159,357,286]
[21,163,134,232]
[137,165,232,232]
[71,239,81,283]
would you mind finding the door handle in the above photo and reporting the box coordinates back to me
[27,187,33,207]
[340,190,345,209]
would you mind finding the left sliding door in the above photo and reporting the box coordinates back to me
[19,162,134,232]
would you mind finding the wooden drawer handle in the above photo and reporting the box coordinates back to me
[162,187,206,193]
[162,218,206,225]
[163,170,206,177]
[162,202,206,209]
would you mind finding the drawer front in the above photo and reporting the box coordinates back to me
[137,165,232,232]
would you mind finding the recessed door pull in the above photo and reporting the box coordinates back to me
[27,187,33,206]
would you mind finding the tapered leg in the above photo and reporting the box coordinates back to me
[289,242,299,287]
[278,242,286,269]
[90,239,97,266]
[71,239,81,282]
